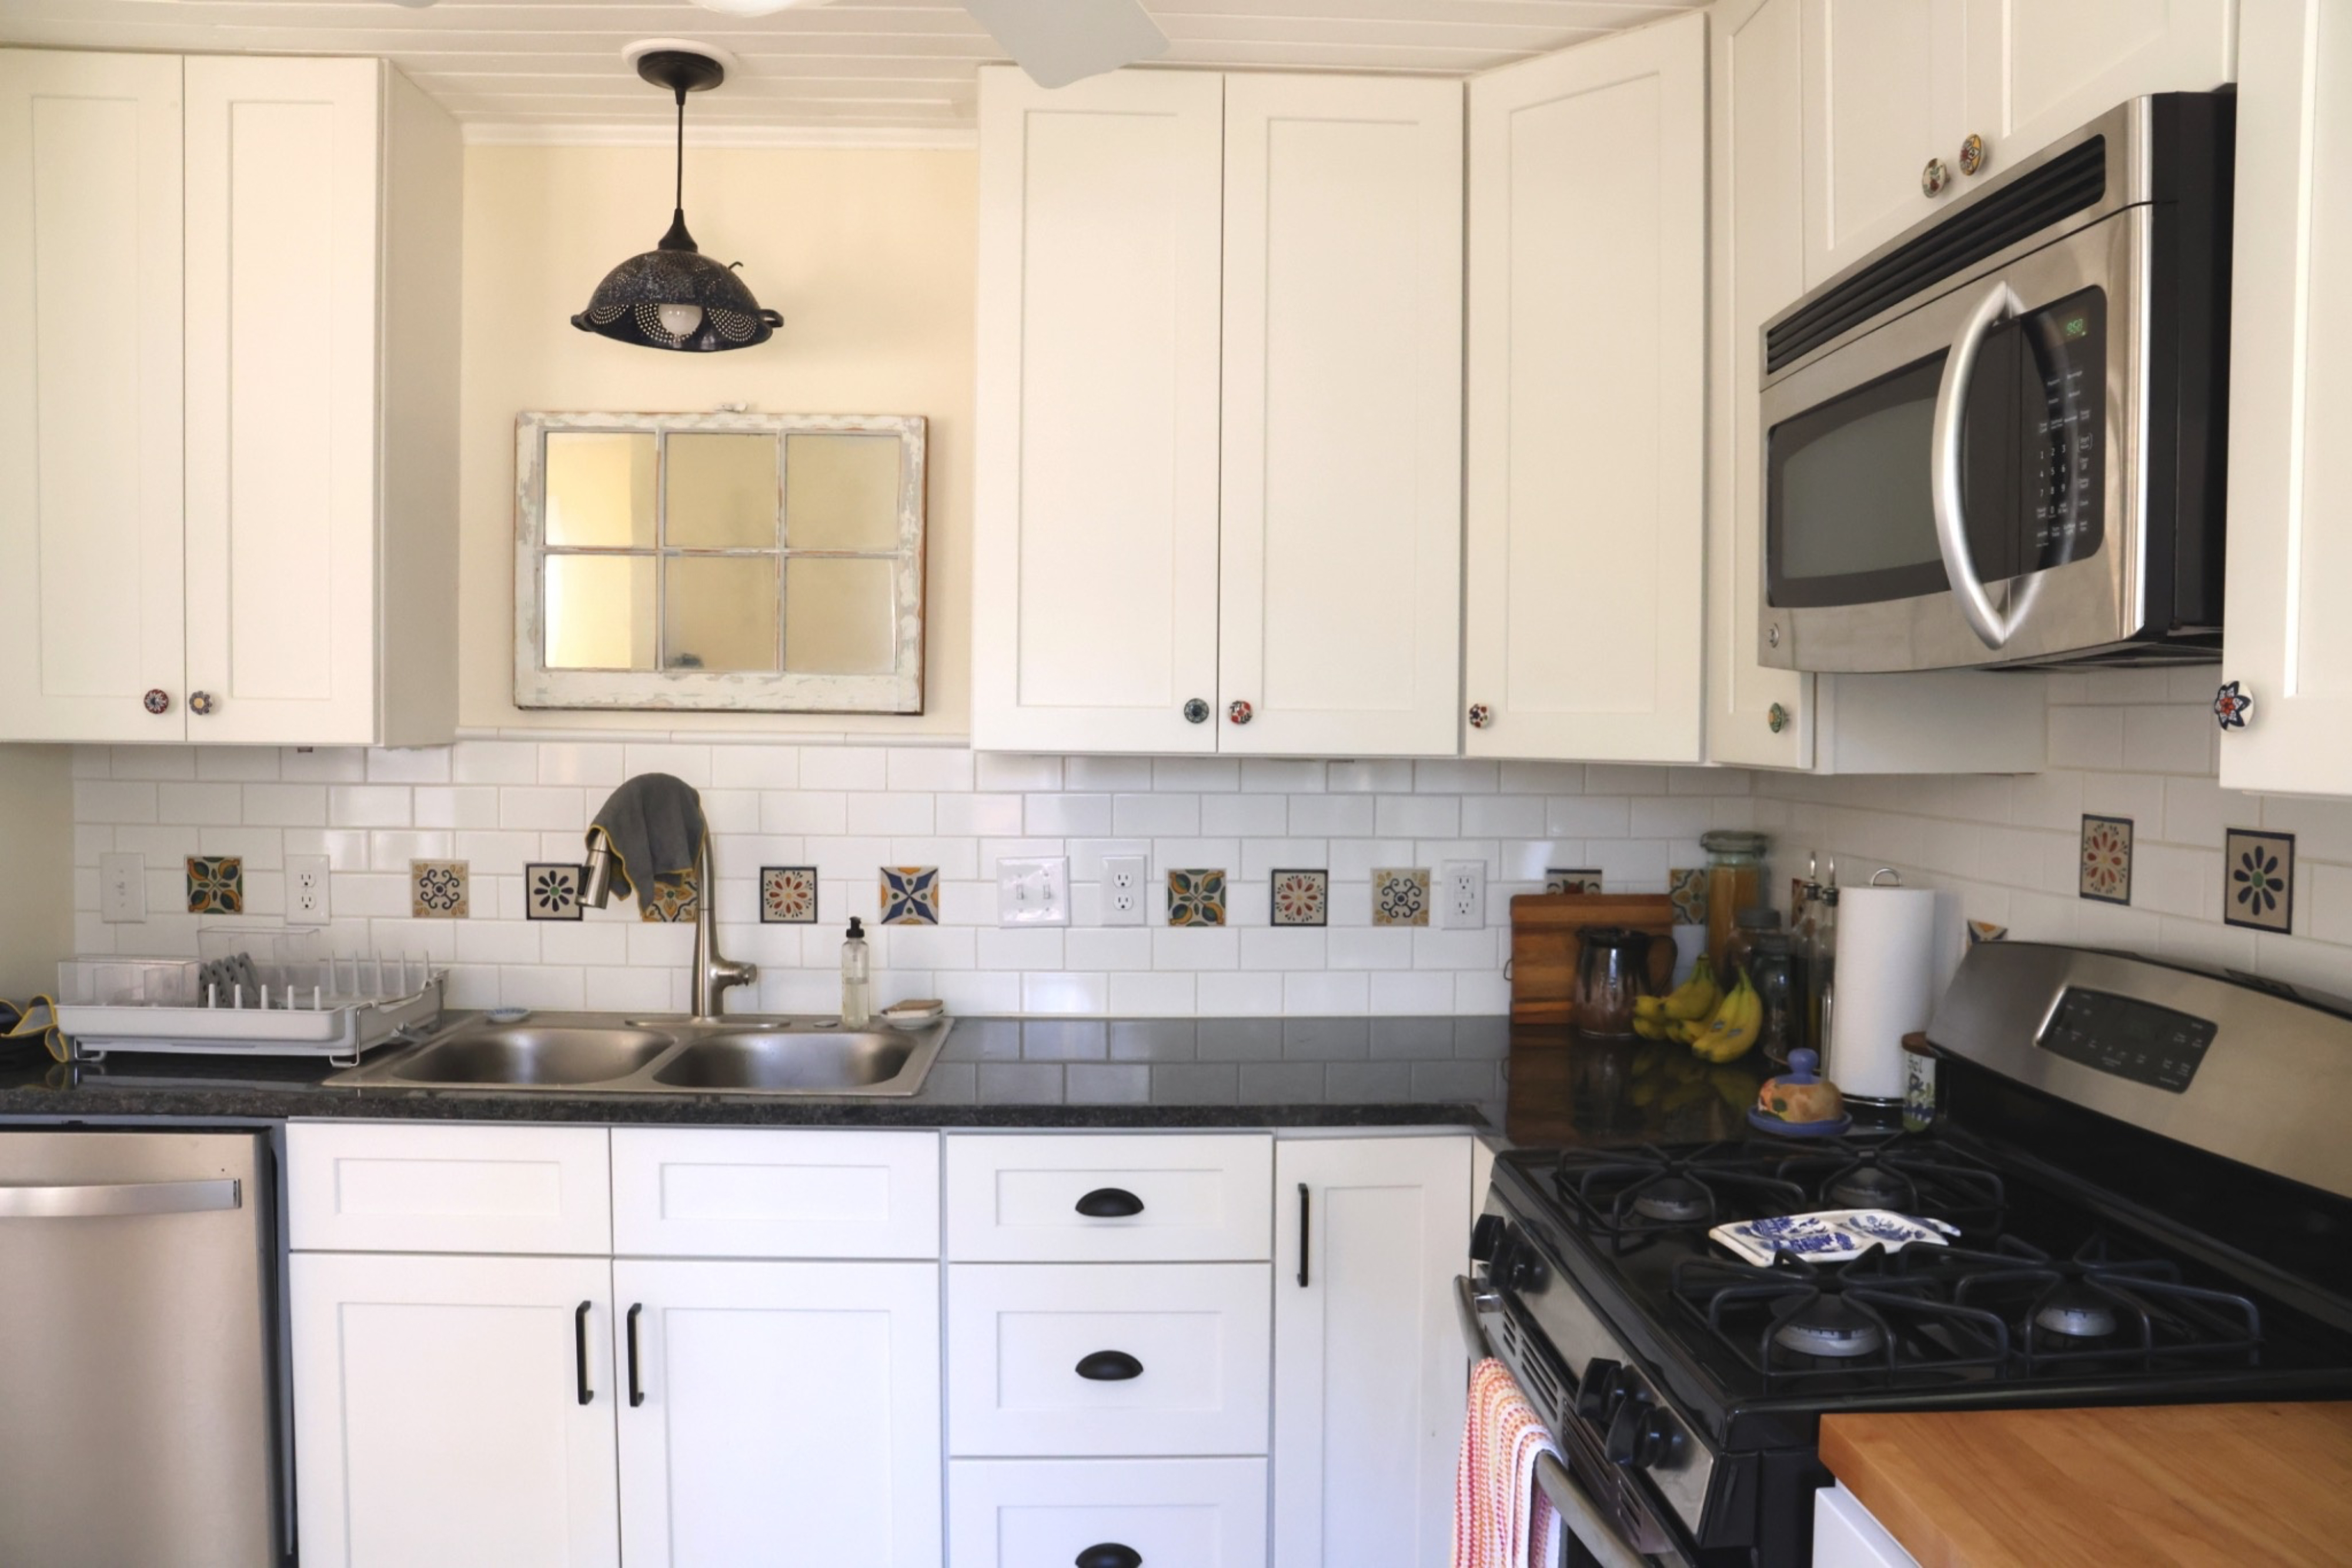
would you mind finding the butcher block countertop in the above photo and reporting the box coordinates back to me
[1820,1403,2352,1567]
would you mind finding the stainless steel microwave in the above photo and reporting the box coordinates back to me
[1759,93,2233,673]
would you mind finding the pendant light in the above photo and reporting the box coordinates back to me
[572,49,782,352]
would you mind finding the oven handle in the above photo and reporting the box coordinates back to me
[1931,276,2023,650]
[1455,1272,1499,1358]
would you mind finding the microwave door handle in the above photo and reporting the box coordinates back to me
[1932,278,2024,650]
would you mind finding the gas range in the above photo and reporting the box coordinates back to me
[1465,943,2352,1567]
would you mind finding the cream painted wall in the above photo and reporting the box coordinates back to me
[0,746,72,999]
[460,145,978,735]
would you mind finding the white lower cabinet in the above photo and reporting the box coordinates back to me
[612,1259,940,1568]
[949,1457,1269,1567]
[1813,1481,1921,1568]
[289,1251,623,1568]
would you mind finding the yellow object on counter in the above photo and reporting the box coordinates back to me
[2,995,67,1064]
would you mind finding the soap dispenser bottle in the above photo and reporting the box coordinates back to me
[841,917,872,1027]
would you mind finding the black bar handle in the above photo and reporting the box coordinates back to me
[1074,1349,1144,1382]
[626,1303,645,1408]
[1074,1186,1145,1218]
[574,1300,593,1406]
[1076,1546,1142,1568]
[1297,1182,1311,1288]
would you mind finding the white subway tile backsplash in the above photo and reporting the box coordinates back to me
[449,740,537,784]
[797,746,887,791]
[1200,793,1288,837]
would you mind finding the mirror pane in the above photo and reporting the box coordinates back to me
[785,433,903,551]
[663,556,780,673]
[784,557,897,674]
[667,433,780,549]
[544,555,656,670]
[544,432,656,549]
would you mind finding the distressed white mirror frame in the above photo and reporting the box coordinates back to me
[514,410,927,713]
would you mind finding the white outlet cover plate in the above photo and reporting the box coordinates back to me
[1101,854,1148,927]
[997,856,1071,927]
[99,851,145,924]
[1439,859,1486,930]
[287,854,332,927]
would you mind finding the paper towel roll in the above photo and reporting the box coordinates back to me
[1827,884,1939,1104]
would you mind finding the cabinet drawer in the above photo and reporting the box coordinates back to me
[945,1134,1272,1262]
[948,1457,1267,1568]
[286,1122,610,1255]
[612,1128,940,1259]
[947,1263,1269,1457]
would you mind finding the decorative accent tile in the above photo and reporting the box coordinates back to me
[2224,829,2295,933]
[1546,868,1604,896]
[2079,815,2133,905]
[1269,869,1328,927]
[185,855,243,915]
[880,865,941,925]
[762,865,820,924]
[1372,867,1431,928]
[1668,867,1709,925]
[640,867,698,923]
[410,859,470,919]
[524,863,583,921]
[1167,868,1227,927]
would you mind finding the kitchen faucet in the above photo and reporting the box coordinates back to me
[579,784,756,1021]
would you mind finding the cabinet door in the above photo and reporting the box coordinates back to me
[183,56,383,745]
[1813,1482,1923,1567]
[0,50,185,742]
[1271,1135,1472,1568]
[973,67,1224,754]
[1218,75,1463,756]
[1961,0,2234,176]
[1465,13,1708,762]
[612,1259,941,1568]
[289,1252,619,1568]
[1799,0,1969,286]
[2220,0,2352,795]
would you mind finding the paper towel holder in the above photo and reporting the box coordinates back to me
[1869,868,1903,887]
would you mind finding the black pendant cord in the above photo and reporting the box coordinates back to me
[673,84,686,218]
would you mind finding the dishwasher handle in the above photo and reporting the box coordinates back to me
[0,1178,240,1219]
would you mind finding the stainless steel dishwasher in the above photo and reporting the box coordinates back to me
[0,1130,281,1566]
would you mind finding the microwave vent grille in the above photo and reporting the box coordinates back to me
[1766,136,2108,376]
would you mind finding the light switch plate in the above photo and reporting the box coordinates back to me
[997,856,1071,927]
[99,852,145,923]
[1102,855,1149,926]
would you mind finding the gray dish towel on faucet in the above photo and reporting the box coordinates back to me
[586,773,707,901]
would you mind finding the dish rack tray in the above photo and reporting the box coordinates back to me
[56,941,446,1067]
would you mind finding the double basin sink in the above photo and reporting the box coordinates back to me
[328,1012,950,1097]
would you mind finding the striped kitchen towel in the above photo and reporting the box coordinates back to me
[1452,1356,1568,1568]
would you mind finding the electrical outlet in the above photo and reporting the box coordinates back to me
[1102,854,1148,926]
[99,852,145,923]
[1439,860,1486,929]
[288,855,332,925]
[997,856,1071,927]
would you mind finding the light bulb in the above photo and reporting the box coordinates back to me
[657,303,705,340]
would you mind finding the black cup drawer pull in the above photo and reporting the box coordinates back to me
[1074,1349,1144,1382]
[1074,1187,1145,1219]
[1076,1546,1142,1568]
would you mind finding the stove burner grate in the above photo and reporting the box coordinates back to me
[1771,1132,2007,1222]
[1672,1245,2012,1386]
[1924,1235,2266,1370]
[1553,1143,1810,1248]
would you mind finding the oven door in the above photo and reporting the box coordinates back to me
[1760,205,2146,672]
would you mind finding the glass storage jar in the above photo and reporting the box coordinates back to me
[1700,830,1770,968]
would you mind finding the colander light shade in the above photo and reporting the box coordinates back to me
[570,49,781,353]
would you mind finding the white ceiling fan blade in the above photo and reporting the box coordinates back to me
[961,0,1170,89]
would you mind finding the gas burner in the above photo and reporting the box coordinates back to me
[1632,1176,1711,1224]
[2032,1288,2120,1340]
[1826,1164,1910,1209]
[1553,1144,1810,1248]
[1773,1133,2006,1223]
[1922,1235,2264,1370]
[1770,1296,1887,1359]
[1671,1246,2011,1386]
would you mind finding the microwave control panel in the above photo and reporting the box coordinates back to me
[2024,286,2107,570]
[2037,985,2217,1093]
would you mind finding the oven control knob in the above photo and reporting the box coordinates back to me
[1605,1400,1682,1472]
[1573,1358,1625,1424]
[1469,1213,1506,1263]
[1500,1238,1545,1293]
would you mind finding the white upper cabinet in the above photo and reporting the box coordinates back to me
[972,68,1225,755]
[1465,12,1708,762]
[2220,0,2352,795]
[0,49,458,747]
[1218,75,1463,757]
[0,52,185,743]
[1959,0,2235,176]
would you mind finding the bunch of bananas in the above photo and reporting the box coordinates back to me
[1634,954,1763,1062]
[1632,955,1719,1041]
[1684,973,1763,1062]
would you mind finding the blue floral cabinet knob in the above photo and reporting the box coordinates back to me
[2214,681,2253,732]
[1182,698,1210,724]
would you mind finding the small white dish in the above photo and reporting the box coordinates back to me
[876,1001,944,1030]
[483,1007,530,1024]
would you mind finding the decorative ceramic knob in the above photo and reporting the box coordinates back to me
[1182,698,1210,724]
[1922,156,1950,196]
[2214,681,2253,731]
[1227,700,1253,726]
[1468,703,1492,729]
[1768,703,1790,734]
[188,690,218,717]
[143,688,171,715]
[1958,132,1988,176]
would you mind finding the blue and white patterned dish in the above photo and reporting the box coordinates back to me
[1708,1209,1961,1268]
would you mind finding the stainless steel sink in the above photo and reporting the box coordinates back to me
[328,1012,949,1097]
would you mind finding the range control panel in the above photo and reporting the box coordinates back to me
[2037,986,2218,1093]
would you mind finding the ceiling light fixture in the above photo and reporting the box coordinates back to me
[571,48,781,353]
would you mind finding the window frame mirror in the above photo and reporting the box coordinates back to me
[514,410,926,713]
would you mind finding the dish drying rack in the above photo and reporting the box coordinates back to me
[58,929,445,1066]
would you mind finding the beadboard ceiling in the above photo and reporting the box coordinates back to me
[0,0,1706,145]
